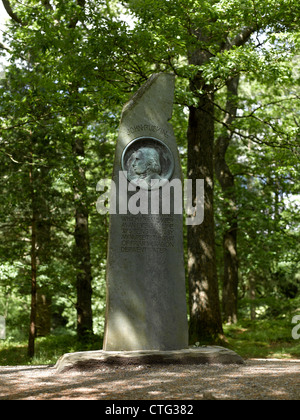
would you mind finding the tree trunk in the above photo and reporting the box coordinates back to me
[249,274,256,320]
[35,167,52,336]
[36,290,52,337]
[187,47,223,343]
[68,2,93,341]
[72,135,93,340]
[28,164,37,358]
[215,76,240,324]
[222,226,238,323]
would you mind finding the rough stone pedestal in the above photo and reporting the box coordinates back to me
[55,347,244,373]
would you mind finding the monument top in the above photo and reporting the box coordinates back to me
[122,73,175,120]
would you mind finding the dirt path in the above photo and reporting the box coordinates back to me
[0,359,299,400]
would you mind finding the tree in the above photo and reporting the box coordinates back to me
[186,48,224,342]
[231,66,300,318]
[0,0,95,346]
[0,0,132,348]
[215,75,240,324]
[122,0,299,341]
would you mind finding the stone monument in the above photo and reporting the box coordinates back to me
[103,73,189,351]
[54,74,244,371]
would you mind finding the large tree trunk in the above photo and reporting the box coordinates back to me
[187,48,223,344]
[215,76,240,324]
[72,135,93,340]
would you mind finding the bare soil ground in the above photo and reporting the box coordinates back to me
[0,359,299,400]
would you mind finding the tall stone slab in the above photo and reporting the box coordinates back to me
[103,73,188,351]
[0,316,5,340]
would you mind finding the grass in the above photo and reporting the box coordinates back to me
[0,331,102,366]
[224,319,300,359]
[0,319,299,366]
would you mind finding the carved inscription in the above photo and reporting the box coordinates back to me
[127,124,169,138]
[121,214,174,253]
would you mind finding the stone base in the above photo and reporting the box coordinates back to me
[55,346,244,373]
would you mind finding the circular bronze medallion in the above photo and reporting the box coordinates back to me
[121,137,175,189]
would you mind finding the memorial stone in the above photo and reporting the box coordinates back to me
[103,73,189,351]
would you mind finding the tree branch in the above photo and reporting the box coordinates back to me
[1,0,25,26]
[214,112,295,151]
[0,149,21,164]
[215,76,240,190]
[191,92,297,151]
[0,41,10,53]
[222,26,256,51]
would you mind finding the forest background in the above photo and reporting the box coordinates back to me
[0,0,299,365]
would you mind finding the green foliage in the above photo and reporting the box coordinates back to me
[224,318,300,359]
[0,330,102,365]
[0,0,123,351]
[0,0,299,362]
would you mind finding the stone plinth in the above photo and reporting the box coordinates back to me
[55,347,244,373]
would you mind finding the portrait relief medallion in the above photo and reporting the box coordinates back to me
[121,137,175,189]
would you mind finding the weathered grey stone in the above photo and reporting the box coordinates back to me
[103,73,189,351]
[0,316,5,340]
[55,347,244,373]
